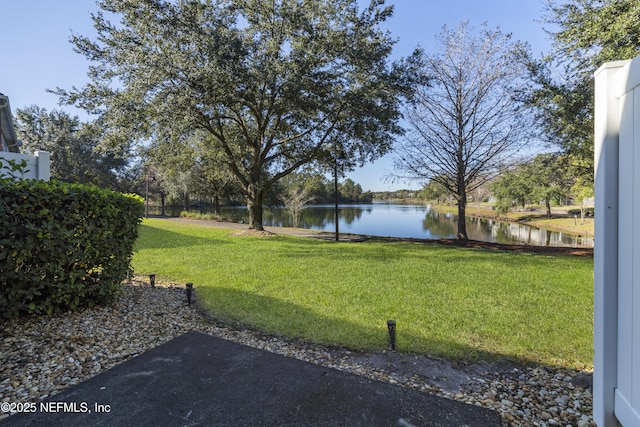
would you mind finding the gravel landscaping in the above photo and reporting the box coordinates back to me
[1,278,594,426]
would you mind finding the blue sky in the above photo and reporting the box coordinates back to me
[0,0,552,191]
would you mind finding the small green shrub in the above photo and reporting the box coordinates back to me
[179,210,223,221]
[568,207,594,217]
[0,179,144,318]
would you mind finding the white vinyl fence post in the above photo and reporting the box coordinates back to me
[595,54,640,427]
[593,59,627,427]
[34,150,50,181]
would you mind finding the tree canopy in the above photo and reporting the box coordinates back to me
[14,106,128,188]
[490,153,569,216]
[56,0,420,230]
[523,0,640,185]
[393,21,533,239]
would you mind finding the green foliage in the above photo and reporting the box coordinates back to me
[134,219,594,368]
[490,153,579,216]
[14,106,129,189]
[549,0,640,69]
[339,178,371,203]
[568,207,594,216]
[491,170,531,215]
[525,154,570,216]
[270,172,373,205]
[0,157,29,180]
[0,179,144,318]
[179,210,223,221]
[147,131,243,213]
[420,178,449,202]
[523,0,640,187]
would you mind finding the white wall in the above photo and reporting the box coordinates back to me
[0,150,50,181]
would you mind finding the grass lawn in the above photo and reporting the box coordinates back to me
[132,218,594,369]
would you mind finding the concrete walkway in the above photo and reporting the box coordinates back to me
[162,217,370,241]
[3,332,500,426]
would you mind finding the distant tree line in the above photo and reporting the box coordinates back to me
[14,106,140,193]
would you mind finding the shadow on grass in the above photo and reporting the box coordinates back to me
[269,237,586,271]
[135,223,230,250]
[197,285,536,367]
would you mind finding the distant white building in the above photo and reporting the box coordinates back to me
[0,92,50,181]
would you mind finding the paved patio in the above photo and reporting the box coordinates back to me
[2,331,500,426]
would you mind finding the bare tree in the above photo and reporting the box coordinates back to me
[278,172,316,228]
[394,21,533,239]
[281,186,314,228]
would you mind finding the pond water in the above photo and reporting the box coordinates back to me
[216,203,593,248]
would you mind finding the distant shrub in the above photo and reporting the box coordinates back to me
[0,179,144,318]
[568,207,594,217]
[179,210,223,221]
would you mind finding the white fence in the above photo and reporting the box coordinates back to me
[0,150,50,181]
[594,54,640,426]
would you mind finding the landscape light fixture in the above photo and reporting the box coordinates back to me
[334,149,347,242]
[186,282,193,305]
[145,172,155,218]
[387,320,396,351]
[149,274,156,288]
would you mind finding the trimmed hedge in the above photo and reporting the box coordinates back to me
[0,178,144,318]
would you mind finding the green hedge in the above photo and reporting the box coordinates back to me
[0,178,144,318]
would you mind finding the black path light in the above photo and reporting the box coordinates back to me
[149,274,155,288]
[387,320,396,350]
[145,169,156,219]
[186,282,193,305]
[333,149,347,242]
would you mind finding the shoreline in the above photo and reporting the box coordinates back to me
[425,203,594,239]
[164,216,594,257]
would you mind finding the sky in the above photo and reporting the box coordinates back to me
[0,0,553,192]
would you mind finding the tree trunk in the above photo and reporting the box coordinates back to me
[247,185,265,230]
[456,195,468,240]
[545,198,552,218]
[213,195,221,215]
[183,194,190,211]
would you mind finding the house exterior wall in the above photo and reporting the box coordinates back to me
[0,93,50,181]
[0,93,21,153]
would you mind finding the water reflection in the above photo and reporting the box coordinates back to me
[461,216,592,247]
[261,205,367,228]
[421,210,456,238]
[158,204,593,247]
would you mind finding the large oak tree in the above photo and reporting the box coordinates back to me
[56,0,419,230]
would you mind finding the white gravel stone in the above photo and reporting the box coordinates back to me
[0,278,595,426]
